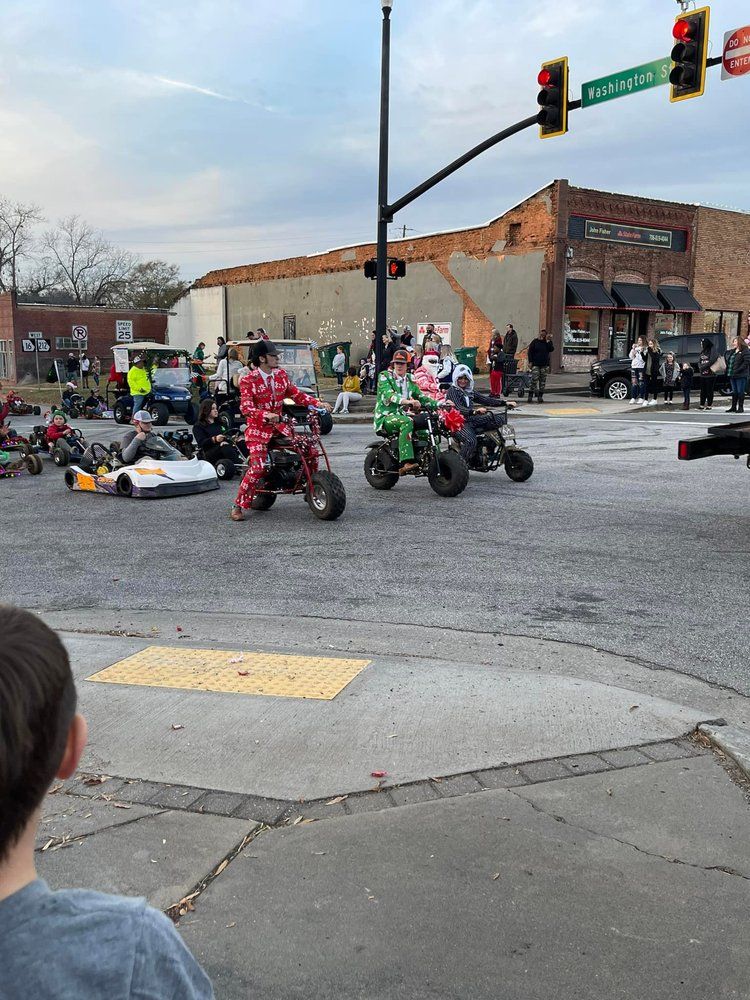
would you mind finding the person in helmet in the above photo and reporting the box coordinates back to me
[445,364,516,462]
[231,339,332,521]
[413,352,445,401]
[374,349,441,475]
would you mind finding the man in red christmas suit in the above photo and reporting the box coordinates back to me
[231,340,332,521]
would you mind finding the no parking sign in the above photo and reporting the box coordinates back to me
[72,324,88,343]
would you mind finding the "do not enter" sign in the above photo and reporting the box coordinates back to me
[722,25,750,80]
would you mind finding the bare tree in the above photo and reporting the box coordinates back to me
[0,199,44,292]
[41,216,135,305]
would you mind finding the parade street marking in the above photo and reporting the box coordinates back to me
[542,406,600,416]
[87,646,371,700]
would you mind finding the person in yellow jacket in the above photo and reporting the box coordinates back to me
[127,355,152,414]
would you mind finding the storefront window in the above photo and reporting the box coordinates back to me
[611,313,631,357]
[564,310,599,354]
[654,312,684,338]
[704,310,740,341]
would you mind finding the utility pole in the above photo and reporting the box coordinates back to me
[374,0,394,377]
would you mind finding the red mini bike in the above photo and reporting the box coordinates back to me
[249,404,346,520]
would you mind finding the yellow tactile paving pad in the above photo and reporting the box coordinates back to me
[544,406,600,416]
[87,646,371,700]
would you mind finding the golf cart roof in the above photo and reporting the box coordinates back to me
[109,342,182,353]
[228,339,313,348]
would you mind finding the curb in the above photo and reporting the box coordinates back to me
[698,722,750,779]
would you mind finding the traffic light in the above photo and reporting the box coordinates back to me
[387,258,406,280]
[363,259,377,279]
[537,57,569,139]
[670,6,710,103]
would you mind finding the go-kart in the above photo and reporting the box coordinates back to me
[27,424,89,467]
[364,404,469,497]
[452,402,534,482]
[64,435,218,499]
[0,447,43,479]
[162,428,196,459]
[248,404,345,520]
[6,391,41,417]
[196,430,248,481]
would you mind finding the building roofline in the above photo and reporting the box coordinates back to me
[15,302,170,314]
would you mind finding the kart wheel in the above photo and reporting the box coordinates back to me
[218,410,234,433]
[17,440,32,458]
[116,473,133,497]
[184,403,196,426]
[149,402,170,426]
[605,377,630,402]
[215,459,236,481]
[25,454,43,476]
[307,471,346,520]
[504,449,534,482]
[318,411,333,436]
[364,449,399,490]
[53,441,71,467]
[33,406,41,416]
[68,407,80,419]
[113,401,130,425]
[64,469,75,490]
[250,492,277,510]
[427,450,469,498]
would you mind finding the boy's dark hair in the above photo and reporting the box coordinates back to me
[0,607,77,861]
[347,366,356,376]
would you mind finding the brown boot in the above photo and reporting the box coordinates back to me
[399,461,418,476]
[230,505,245,522]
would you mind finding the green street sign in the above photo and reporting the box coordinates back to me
[582,57,671,108]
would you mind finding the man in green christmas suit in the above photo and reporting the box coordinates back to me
[374,349,441,474]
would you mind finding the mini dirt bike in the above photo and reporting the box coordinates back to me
[454,403,534,482]
[249,405,346,520]
[364,404,470,497]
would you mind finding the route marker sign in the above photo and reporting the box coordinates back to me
[582,57,670,108]
[722,25,750,80]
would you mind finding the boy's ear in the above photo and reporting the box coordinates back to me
[56,713,88,780]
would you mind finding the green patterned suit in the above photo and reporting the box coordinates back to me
[374,370,438,461]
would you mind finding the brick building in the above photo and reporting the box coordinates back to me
[168,179,750,372]
[0,293,168,383]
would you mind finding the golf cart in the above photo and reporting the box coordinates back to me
[107,343,197,427]
[214,339,333,435]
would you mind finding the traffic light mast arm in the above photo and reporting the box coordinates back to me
[384,100,581,221]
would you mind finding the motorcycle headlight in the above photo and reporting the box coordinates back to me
[500,425,516,440]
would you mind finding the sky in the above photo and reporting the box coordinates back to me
[1,0,748,281]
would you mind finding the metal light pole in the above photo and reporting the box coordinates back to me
[374,0,393,377]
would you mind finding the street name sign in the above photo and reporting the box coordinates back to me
[722,25,750,80]
[582,57,670,108]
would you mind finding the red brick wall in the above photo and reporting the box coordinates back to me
[11,299,167,381]
[691,207,750,339]
[0,294,15,381]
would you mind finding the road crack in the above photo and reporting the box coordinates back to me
[509,790,750,881]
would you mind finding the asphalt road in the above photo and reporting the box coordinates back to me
[1,411,748,694]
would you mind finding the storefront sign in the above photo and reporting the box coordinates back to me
[581,57,670,108]
[722,26,750,79]
[584,220,673,249]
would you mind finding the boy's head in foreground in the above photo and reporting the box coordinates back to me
[0,605,87,871]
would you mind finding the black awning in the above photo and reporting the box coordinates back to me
[566,279,616,309]
[657,285,703,312]
[611,282,663,311]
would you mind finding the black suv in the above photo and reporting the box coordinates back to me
[590,333,729,401]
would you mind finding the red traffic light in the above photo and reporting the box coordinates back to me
[537,68,553,87]
[672,19,695,42]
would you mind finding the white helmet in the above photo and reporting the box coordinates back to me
[452,364,474,388]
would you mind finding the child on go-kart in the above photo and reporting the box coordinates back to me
[45,411,79,450]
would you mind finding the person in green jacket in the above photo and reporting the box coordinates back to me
[127,356,152,414]
[374,349,440,474]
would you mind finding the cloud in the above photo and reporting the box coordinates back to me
[153,75,252,104]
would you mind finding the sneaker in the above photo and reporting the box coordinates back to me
[230,506,245,522]
[648,399,657,406]
[706,405,713,411]
[698,405,705,410]
[629,398,637,405]
[340,409,349,415]
[639,400,647,406]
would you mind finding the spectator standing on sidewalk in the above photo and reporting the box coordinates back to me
[80,354,91,388]
[698,337,720,410]
[487,329,504,396]
[0,606,214,1000]
[629,337,647,404]
[332,345,347,387]
[725,335,749,413]
[400,326,414,349]
[643,338,662,406]
[503,323,518,359]
[527,330,554,403]
[680,362,694,410]
[661,352,680,405]
[90,355,101,388]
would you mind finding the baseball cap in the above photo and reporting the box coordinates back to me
[133,409,153,423]
[392,350,410,364]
